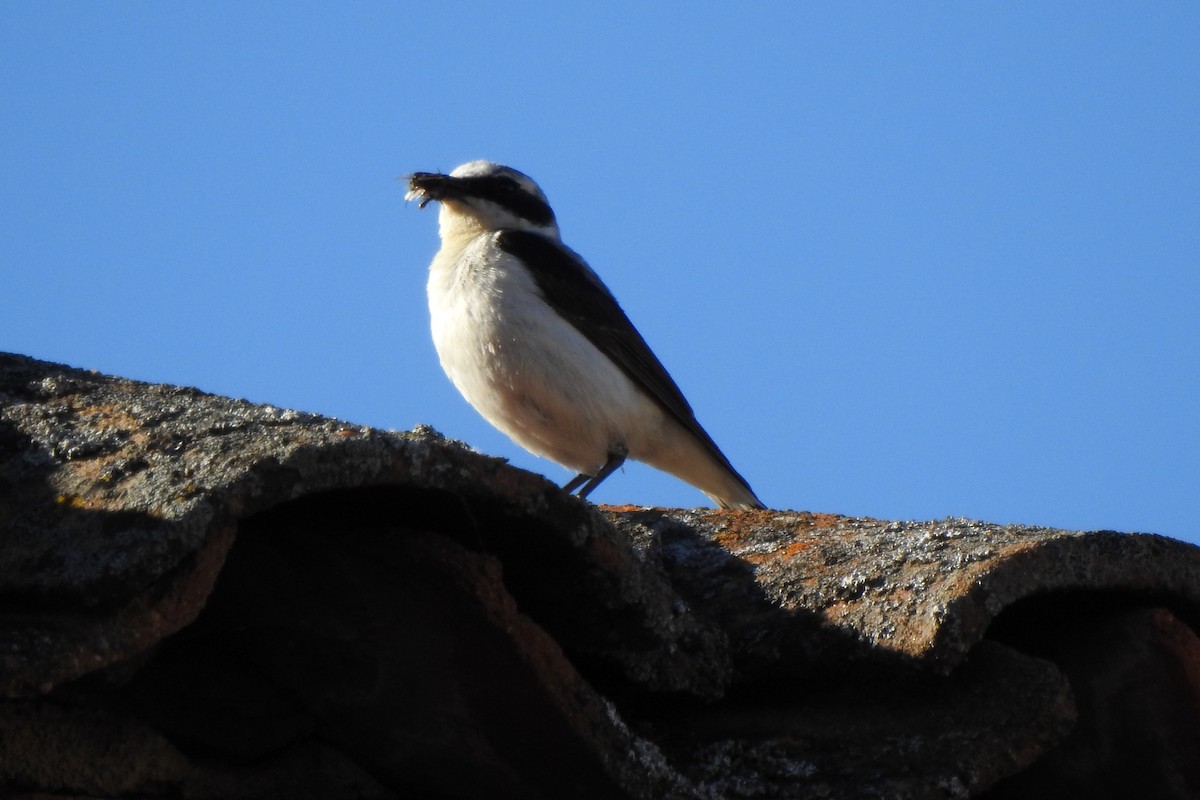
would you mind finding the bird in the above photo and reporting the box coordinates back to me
[406,160,764,510]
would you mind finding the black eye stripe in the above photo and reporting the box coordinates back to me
[456,176,555,226]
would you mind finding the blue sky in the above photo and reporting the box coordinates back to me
[3,4,1197,543]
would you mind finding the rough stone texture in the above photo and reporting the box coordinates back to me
[610,508,1200,678]
[0,353,728,701]
[2,352,1199,799]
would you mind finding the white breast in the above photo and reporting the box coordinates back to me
[426,232,665,475]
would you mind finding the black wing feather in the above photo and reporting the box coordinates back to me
[496,230,751,489]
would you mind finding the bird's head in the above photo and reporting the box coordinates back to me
[407,161,560,241]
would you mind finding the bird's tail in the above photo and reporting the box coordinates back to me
[648,429,765,510]
[706,480,765,510]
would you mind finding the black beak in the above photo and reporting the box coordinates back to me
[407,172,456,209]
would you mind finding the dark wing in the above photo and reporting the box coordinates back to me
[496,230,752,488]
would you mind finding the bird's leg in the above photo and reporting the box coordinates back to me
[574,448,628,499]
[562,472,590,494]
[562,446,628,499]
